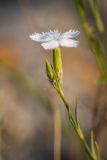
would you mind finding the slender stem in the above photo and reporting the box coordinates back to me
[53,104,61,160]
[56,84,96,160]
[73,0,107,80]
[87,0,107,67]
[87,0,104,34]
[46,55,100,159]
[0,118,4,160]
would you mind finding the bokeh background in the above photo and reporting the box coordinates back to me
[0,0,107,160]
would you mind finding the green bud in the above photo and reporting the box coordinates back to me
[53,48,63,82]
[45,59,54,81]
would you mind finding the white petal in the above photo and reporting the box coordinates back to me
[29,32,53,42]
[60,30,80,39]
[59,39,79,48]
[41,40,59,50]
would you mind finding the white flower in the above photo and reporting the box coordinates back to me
[29,29,80,50]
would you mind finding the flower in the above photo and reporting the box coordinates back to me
[29,29,80,50]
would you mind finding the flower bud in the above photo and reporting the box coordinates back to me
[45,59,54,82]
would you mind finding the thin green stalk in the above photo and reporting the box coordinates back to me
[87,0,104,34]
[87,0,107,64]
[56,84,96,160]
[45,47,101,160]
[53,103,61,160]
[73,0,107,81]
[0,118,4,160]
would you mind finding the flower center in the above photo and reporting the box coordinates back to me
[53,33,60,40]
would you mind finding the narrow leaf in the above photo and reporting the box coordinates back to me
[95,141,100,160]
[90,131,96,159]
[75,96,79,125]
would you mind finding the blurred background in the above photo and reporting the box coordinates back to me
[0,0,107,160]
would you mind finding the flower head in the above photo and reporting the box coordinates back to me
[29,29,80,50]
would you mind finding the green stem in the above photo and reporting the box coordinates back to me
[56,84,96,160]
[45,52,100,159]
[53,102,61,160]
[87,0,104,34]
[87,0,107,68]
[55,80,96,159]
[73,0,107,81]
